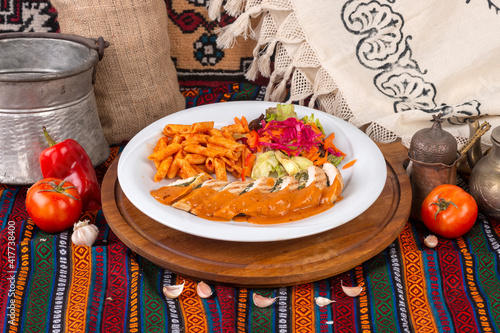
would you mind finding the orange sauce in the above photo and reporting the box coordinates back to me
[342,159,357,169]
[151,179,343,225]
[214,188,294,220]
[151,186,192,205]
[190,190,238,219]
[234,202,334,224]
[173,187,217,210]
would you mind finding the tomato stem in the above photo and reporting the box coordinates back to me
[38,180,81,201]
[431,197,458,220]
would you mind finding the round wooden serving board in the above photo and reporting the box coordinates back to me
[102,142,411,287]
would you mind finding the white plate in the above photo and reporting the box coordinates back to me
[117,101,387,242]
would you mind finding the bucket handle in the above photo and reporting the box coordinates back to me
[0,32,109,83]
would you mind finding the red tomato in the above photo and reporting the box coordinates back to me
[26,178,83,233]
[421,184,478,238]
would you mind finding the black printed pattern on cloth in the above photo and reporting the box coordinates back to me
[341,0,481,125]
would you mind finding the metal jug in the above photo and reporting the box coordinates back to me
[469,125,500,221]
[407,113,460,221]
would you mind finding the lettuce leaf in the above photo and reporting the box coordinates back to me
[251,151,285,179]
[266,104,297,121]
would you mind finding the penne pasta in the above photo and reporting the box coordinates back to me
[153,136,168,152]
[148,142,182,161]
[150,117,254,182]
[205,157,215,171]
[185,153,207,165]
[182,133,209,144]
[191,121,214,133]
[171,134,185,144]
[167,150,184,179]
[206,143,239,160]
[163,124,191,136]
[221,156,243,174]
[208,128,224,137]
[207,136,245,151]
[177,158,199,179]
[221,123,246,134]
[184,145,226,159]
[191,164,213,179]
[154,156,174,182]
[214,157,227,181]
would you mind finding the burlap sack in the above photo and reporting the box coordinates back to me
[50,0,185,145]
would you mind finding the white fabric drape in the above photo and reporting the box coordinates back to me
[208,0,500,148]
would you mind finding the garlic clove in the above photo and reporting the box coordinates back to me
[71,219,99,247]
[196,281,213,298]
[163,281,185,299]
[252,293,278,308]
[315,296,336,307]
[341,281,363,297]
[424,235,438,248]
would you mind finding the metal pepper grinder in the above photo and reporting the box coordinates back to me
[407,113,460,221]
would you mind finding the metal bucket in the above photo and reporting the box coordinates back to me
[0,32,110,185]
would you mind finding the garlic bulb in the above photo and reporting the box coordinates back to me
[163,281,185,299]
[196,281,213,298]
[341,281,363,297]
[315,296,336,307]
[252,293,277,308]
[71,220,99,247]
[424,235,438,248]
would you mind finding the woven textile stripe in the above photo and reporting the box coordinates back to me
[178,277,208,332]
[250,288,273,332]
[421,242,454,332]
[23,236,54,332]
[2,85,500,332]
[139,257,166,331]
[128,252,141,332]
[314,279,332,332]
[66,244,92,332]
[236,288,249,333]
[365,251,398,332]
[86,246,107,332]
[215,285,236,333]
[399,222,437,332]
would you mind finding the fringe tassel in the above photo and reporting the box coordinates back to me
[245,57,260,81]
[225,0,246,17]
[257,39,278,78]
[207,0,224,21]
[216,6,262,49]
[264,78,276,101]
[308,94,318,108]
[215,26,237,49]
[269,63,294,101]
[258,55,271,78]
[246,41,265,81]
[270,79,288,101]
[231,12,253,38]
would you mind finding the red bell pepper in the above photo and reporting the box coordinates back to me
[39,127,102,211]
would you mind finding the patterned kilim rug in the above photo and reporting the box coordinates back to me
[1,83,500,332]
[0,0,58,33]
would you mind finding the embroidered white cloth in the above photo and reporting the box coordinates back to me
[208,0,500,148]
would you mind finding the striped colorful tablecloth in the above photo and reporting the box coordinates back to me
[1,83,500,332]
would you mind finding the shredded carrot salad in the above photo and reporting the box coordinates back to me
[233,114,345,179]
